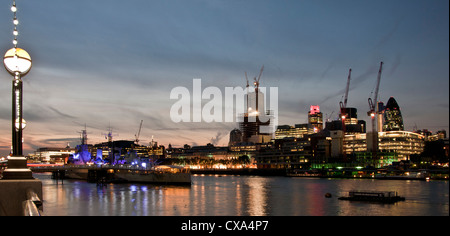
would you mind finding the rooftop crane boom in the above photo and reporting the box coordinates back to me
[253,65,264,90]
[374,62,383,108]
[326,111,335,122]
[339,69,352,161]
[368,62,383,115]
[135,120,143,145]
[368,61,383,165]
[245,71,249,88]
[253,65,264,112]
[340,68,352,109]
[245,71,249,112]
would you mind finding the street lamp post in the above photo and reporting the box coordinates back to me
[0,1,42,217]
[1,0,33,179]
[4,48,31,157]
[2,48,33,179]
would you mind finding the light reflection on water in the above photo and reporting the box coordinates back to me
[35,173,449,216]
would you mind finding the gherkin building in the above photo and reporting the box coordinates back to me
[383,97,404,131]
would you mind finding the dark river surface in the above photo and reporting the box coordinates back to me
[34,173,449,216]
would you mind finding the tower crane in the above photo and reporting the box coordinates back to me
[367,61,383,164]
[339,68,351,160]
[339,69,352,128]
[245,71,249,88]
[253,65,264,113]
[135,120,143,145]
[325,111,335,122]
[245,71,249,112]
[368,62,383,118]
[339,68,352,111]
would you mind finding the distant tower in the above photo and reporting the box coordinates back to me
[229,128,243,146]
[239,66,273,143]
[383,97,404,131]
[308,105,323,133]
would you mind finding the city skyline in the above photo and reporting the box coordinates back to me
[1,0,449,156]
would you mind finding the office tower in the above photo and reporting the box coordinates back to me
[383,97,404,131]
[229,128,243,146]
[308,105,323,133]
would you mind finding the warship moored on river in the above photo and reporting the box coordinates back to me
[62,164,191,185]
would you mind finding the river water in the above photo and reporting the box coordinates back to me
[34,173,449,216]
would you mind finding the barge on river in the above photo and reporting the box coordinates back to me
[338,191,405,203]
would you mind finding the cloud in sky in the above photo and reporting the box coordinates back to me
[0,0,448,156]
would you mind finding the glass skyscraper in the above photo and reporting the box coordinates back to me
[383,97,404,131]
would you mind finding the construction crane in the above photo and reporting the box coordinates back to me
[338,68,351,160]
[245,71,249,112]
[325,111,335,122]
[339,68,352,111]
[135,120,143,145]
[253,65,264,113]
[245,71,249,88]
[368,62,383,118]
[339,68,352,129]
[368,61,384,165]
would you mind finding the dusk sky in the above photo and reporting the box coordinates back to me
[0,0,448,156]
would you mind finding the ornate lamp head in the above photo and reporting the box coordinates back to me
[4,47,32,76]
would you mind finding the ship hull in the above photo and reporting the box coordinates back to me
[44,165,192,185]
[114,172,191,185]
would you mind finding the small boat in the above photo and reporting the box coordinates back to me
[338,190,405,203]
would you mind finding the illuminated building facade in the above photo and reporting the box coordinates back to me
[275,125,296,139]
[29,147,75,163]
[342,132,367,154]
[329,130,425,166]
[255,138,311,169]
[378,131,425,160]
[415,129,447,141]
[325,107,366,134]
[274,124,309,139]
[308,105,323,133]
[383,97,404,131]
[274,106,324,140]
[169,144,257,169]
[340,107,358,126]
